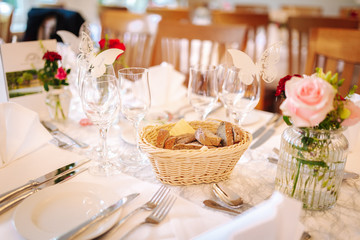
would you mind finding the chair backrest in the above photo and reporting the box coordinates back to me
[150,20,269,110]
[211,11,269,61]
[146,7,190,22]
[234,4,268,14]
[100,9,161,68]
[305,28,360,96]
[0,2,14,43]
[287,16,359,75]
[151,19,248,74]
[281,5,323,17]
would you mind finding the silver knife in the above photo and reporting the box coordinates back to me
[0,167,87,214]
[252,113,280,139]
[0,159,90,204]
[56,193,140,240]
[41,121,89,148]
[250,117,283,149]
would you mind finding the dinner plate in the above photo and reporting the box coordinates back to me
[13,182,121,240]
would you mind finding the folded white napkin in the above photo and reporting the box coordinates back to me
[193,191,304,240]
[0,102,52,168]
[148,63,187,108]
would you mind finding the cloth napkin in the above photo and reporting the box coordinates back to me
[0,102,52,168]
[148,62,187,108]
[193,191,304,240]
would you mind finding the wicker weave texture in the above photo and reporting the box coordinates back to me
[139,121,252,185]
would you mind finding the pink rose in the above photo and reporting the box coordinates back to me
[55,67,67,80]
[342,100,360,126]
[280,76,336,127]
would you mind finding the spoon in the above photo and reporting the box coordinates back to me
[203,200,245,215]
[212,183,244,208]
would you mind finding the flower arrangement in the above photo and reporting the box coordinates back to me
[275,68,360,209]
[275,68,360,129]
[38,51,71,91]
[98,35,127,69]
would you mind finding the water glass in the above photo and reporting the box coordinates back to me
[118,67,151,166]
[188,65,218,120]
[221,66,260,125]
[80,68,121,176]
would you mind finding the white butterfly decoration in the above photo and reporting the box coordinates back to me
[227,41,282,85]
[56,30,81,55]
[89,48,123,78]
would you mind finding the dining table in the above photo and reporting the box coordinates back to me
[0,93,359,240]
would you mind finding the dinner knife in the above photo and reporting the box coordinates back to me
[252,113,280,139]
[0,167,87,214]
[250,116,283,149]
[0,159,90,204]
[56,193,140,240]
[41,121,89,148]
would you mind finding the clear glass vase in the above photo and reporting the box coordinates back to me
[275,126,349,210]
[45,86,71,121]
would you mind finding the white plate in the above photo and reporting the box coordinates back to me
[241,111,260,126]
[13,182,121,240]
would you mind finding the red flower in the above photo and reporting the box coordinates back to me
[43,51,62,62]
[55,67,67,80]
[99,38,126,59]
[275,74,302,97]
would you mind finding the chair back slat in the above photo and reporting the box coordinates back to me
[305,28,360,96]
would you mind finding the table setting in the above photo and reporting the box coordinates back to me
[1,30,360,240]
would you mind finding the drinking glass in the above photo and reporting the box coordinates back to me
[221,66,260,126]
[118,67,151,166]
[80,66,121,176]
[188,65,218,120]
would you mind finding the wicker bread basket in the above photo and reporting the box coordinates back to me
[139,120,252,186]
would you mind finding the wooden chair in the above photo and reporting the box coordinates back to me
[0,2,14,43]
[305,28,360,96]
[287,16,359,75]
[281,5,323,17]
[100,9,161,68]
[234,4,268,14]
[150,20,271,110]
[211,11,269,62]
[146,7,190,22]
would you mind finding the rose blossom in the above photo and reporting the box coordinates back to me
[98,39,126,59]
[43,51,62,62]
[280,75,336,127]
[341,100,360,126]
[55,67,67,80]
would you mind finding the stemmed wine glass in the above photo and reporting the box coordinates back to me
[188,65,218,120]
[221,66,260,126]
[118,67,151,166]
[80,65,121,176]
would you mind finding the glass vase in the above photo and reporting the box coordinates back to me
[45,86,71,121]
[275,126,349,210]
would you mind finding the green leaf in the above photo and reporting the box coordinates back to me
[283,116,292,126]
[44,83,49,91]
[296,158,329,169]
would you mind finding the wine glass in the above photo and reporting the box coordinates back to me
[80,66,121,176]
[118,67,151,166]
[188,64,218,120]
[221,66,260,126]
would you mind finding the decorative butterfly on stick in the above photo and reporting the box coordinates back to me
[227,41,282,84]
[77,32,122,78]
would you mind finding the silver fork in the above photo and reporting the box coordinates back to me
[100,185,170,239]
[120,194,177,239]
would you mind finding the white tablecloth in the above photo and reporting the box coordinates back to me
[2,96,360,239]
